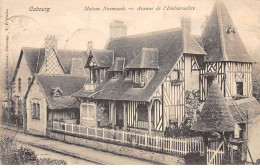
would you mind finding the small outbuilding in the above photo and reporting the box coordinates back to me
[25,74,86,136]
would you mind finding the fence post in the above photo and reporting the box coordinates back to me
[71,123,74,133]
[122,131,124,142]
[145,134,147,147]
[156,136,158,150]
[64,123,67,133]
[95,127,97,138]
[86,126,88,136]
[185,139,188,155]
[102,128,105,140]
[78,125,81,135]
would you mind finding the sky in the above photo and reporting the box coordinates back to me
[0,0,260,76]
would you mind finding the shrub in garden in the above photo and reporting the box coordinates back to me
[184,152,205,165]
[1,135,67,165]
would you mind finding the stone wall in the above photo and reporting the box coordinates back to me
[47,131,184,165]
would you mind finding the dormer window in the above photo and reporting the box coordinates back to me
[108,57,125,79]
[51,87,63,97]
[125,48,159,88]
[133,70,145,88]
[226,25,235,34]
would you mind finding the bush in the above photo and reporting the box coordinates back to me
[1,135,67,165]
[1,136,19,165]
[17,147,38,164]
[184,152,205,165]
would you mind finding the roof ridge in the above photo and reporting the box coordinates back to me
[216,0,228,61]
[92,48,113,52]
[36,74,86,78]
[110,28,181,41]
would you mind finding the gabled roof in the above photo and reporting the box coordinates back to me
[108,57,125,72]
[202,0,254,63]
[191,79,235,132]
[12,47,88,82]
[56,50,88,73]
[85,49,114,68]
[12,47,45,83]
[125,48,159,69]
[76,28,206,101]
[26,75,86,110]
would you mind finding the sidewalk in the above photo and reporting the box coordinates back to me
[1,127,158,165]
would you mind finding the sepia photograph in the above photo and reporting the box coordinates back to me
[0,0,260,165]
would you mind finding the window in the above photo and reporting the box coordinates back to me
[135,70,140,83]
[28,77,31,89]
[236,82,243,96]
[31,102,40,119]
[127,70,133,78]
[81,103,96,120]
[18,78,21,92]
[140,70,145,84]
[137,104,148,122]
[134,70,146,88]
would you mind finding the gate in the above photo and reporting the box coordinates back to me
[207,140,224,165]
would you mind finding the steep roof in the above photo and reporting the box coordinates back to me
[228,97,260,123]
[12,47,88,82]
[33,75,86,110]
[108,57,125,72]
[56,50,88,73]
[202,0,254,63]
[125,48,159,69]
[191,79,235,132]
[75,28,206,101]
[85,49,114,68]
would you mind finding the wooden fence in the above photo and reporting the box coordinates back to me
[52,121,204,156]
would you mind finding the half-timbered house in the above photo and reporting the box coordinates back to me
[199,1,255,101]
[74,19,206,135]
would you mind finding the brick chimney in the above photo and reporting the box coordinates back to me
[110,20,127,39]
[181,17,191,34]
[44,35,59,74]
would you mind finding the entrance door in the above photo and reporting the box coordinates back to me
[236,82,243,96]
[115,102,124,129]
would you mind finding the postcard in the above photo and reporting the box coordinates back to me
[0,0,260,165]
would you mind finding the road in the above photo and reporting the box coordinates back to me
[0,127,157,165]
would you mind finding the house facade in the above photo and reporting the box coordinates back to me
[73,0,260,139]
[25,75,86,136]
[10,35,89,128]
[74,19,206,135]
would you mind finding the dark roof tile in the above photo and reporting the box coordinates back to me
[36,75,86,109]
[125,48,159,69]
[108,57,125,72]
[202,1,254,63]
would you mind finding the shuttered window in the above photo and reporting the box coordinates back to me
[31,102,40,119]
[81,103,96,120]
